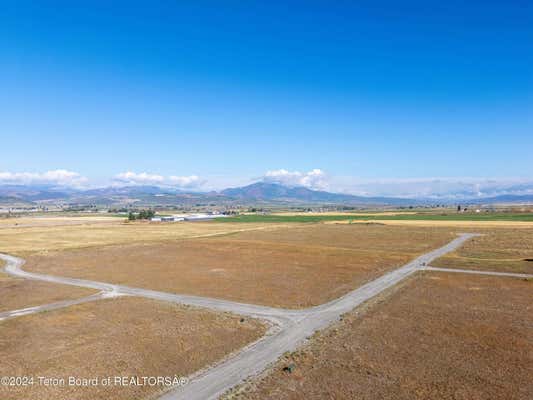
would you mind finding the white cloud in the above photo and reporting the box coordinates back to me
[168,175,205,188]
[260,170,533,198]
[332,177,533,199]
[0,169,88,187]
[114,171,165,185]
[2,168,531,199]
[114,171,205,189]
[263,169,329,190]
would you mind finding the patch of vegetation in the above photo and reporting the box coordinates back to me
[128,209,155,220]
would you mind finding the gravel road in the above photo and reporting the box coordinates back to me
[0,233,477,400]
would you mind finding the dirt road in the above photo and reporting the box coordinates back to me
[0,234,477,400]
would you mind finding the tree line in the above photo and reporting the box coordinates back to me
[128,209,155,220]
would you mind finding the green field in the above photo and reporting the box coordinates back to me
[214,213,533,223]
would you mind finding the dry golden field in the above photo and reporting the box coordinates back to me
[24,224,459,308]
[226,272,533,400]
[0,216,119,228]
[433,228,533,273]
[0,297,266,400]
[227,223,459,253]
[0,218,288,255]
[0,269,95,312]
[1,215,532,400]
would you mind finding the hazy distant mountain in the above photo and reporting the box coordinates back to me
[465,194,533,204]
[221,182,415,205]
[70,186,225,206]
[0,185,71,201]
[1,182,531,208]
[81,185,177,197]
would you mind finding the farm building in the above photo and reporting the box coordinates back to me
[150,216,185,222]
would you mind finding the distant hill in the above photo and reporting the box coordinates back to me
[0,185,71,201]
[69,186,227,207]
[221,182,415,205]
[81,185,178,197]
[1,182,531,207]
[467,194,533,204]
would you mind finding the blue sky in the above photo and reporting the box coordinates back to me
[0,1,532,196]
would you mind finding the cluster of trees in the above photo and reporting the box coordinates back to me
[222,210,239,215]
[108,207,129,213]
[128,209,155,220]
[64,205,98,212]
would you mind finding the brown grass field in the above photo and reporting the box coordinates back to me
[225,272,533,400]
[0,216,119,229]
[0,269,95,312]
[433,228,533,274]
[0,297,266,400]
[23,224,459,308]
[1,216,531,400]
[0,218,288,255]
[227,223,459,253]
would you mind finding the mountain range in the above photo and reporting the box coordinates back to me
[0,182,532,208]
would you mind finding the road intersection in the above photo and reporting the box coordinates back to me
[4,233,526,400]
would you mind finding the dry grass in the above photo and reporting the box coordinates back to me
[0,216,119,228]
[0,219,288,256]
[24,224,457,308]
[227,223,459,253]
[227,272,533,400]
[0,297,266,400]
[433,228,533,273]
[0,270,95,312]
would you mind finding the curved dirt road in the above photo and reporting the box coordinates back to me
[0,233,477,400]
